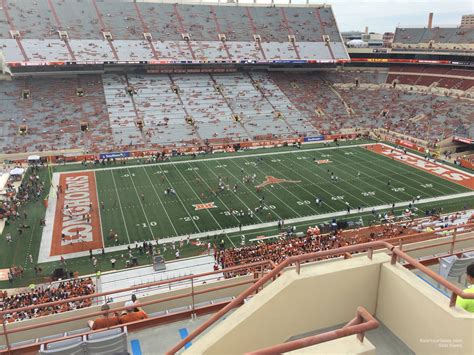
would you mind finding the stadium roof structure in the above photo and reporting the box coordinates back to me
[0,0,349,67]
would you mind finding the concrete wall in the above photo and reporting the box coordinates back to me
[187,253,389,355]
[287,335,376,354]
[376,263,474,355]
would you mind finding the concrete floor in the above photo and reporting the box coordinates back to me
[127,314,212,354]
[289,320,415,355]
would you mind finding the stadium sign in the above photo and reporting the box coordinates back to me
[304,136,325,142]
[99,152,131,159]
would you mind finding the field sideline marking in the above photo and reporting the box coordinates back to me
[45,190,474,262]
[61,144,372,174]
[94,172,106,249]
[110,170,131,244]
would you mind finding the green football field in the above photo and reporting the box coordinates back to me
[1,141,474,288]
[94,144,471,247]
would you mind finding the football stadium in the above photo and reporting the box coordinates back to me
[0,0,473,353]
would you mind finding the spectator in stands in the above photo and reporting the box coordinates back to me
[88,303,119,330]
[0,277,95,322]
[119,301,148,324]
[456,263,474,313]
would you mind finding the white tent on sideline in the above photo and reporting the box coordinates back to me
[9,167,25,176]
[27,155,40,161]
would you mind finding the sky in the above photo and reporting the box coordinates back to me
[321,0,474,33]
[222,0,474,33]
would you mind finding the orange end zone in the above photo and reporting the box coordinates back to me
[366,144,474,190]
[51,171,103,256]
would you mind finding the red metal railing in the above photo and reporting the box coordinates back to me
[246,307,379,354]
[167,224,474,354]
[1,223,472,353]
[0,260,274,353]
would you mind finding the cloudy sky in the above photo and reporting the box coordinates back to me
[232,0,473,33]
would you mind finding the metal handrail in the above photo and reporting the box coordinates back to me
[0,260,273,352]
[1,223,472,354]
[246,307,379,354]
[0,259,272,318]
[167,227,474,354]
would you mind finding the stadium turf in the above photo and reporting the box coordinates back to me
[94,144,470,246]
[1,141,473,288]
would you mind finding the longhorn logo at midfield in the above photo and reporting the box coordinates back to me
[255,176,301,189]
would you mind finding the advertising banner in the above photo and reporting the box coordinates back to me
[99,151,131,159]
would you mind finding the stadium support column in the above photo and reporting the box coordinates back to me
[245,7,267,60]
[315,8,335,61]
[91,0,120,61]
[47,0,77,61]
[173,4,197,61]
[280,8,301,59]
[210,6,232,61]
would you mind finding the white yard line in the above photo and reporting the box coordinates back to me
[41,190,474,262]
[94,172,106,248]
[359,147,464,196]
[230,158,304,217]
[305,150,407,204]
[217,160,281,220]
[227,234,236,248]
[201,160,265,223]
[268,158,338,212]
[126,168,156,240]
[186,162,241,225]
[380,143,474,177]
[288,152,372,208]
[110,170,131,244]
[156,164,201,233]
[142,166,179,237]
[256,158,322,215]
[171,162,226,232]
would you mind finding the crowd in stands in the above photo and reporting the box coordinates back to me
[0,278,96,322]
[0,167,44,227]
[88,294,148,330]
[216,230,368,273]
[217,210,474,275]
